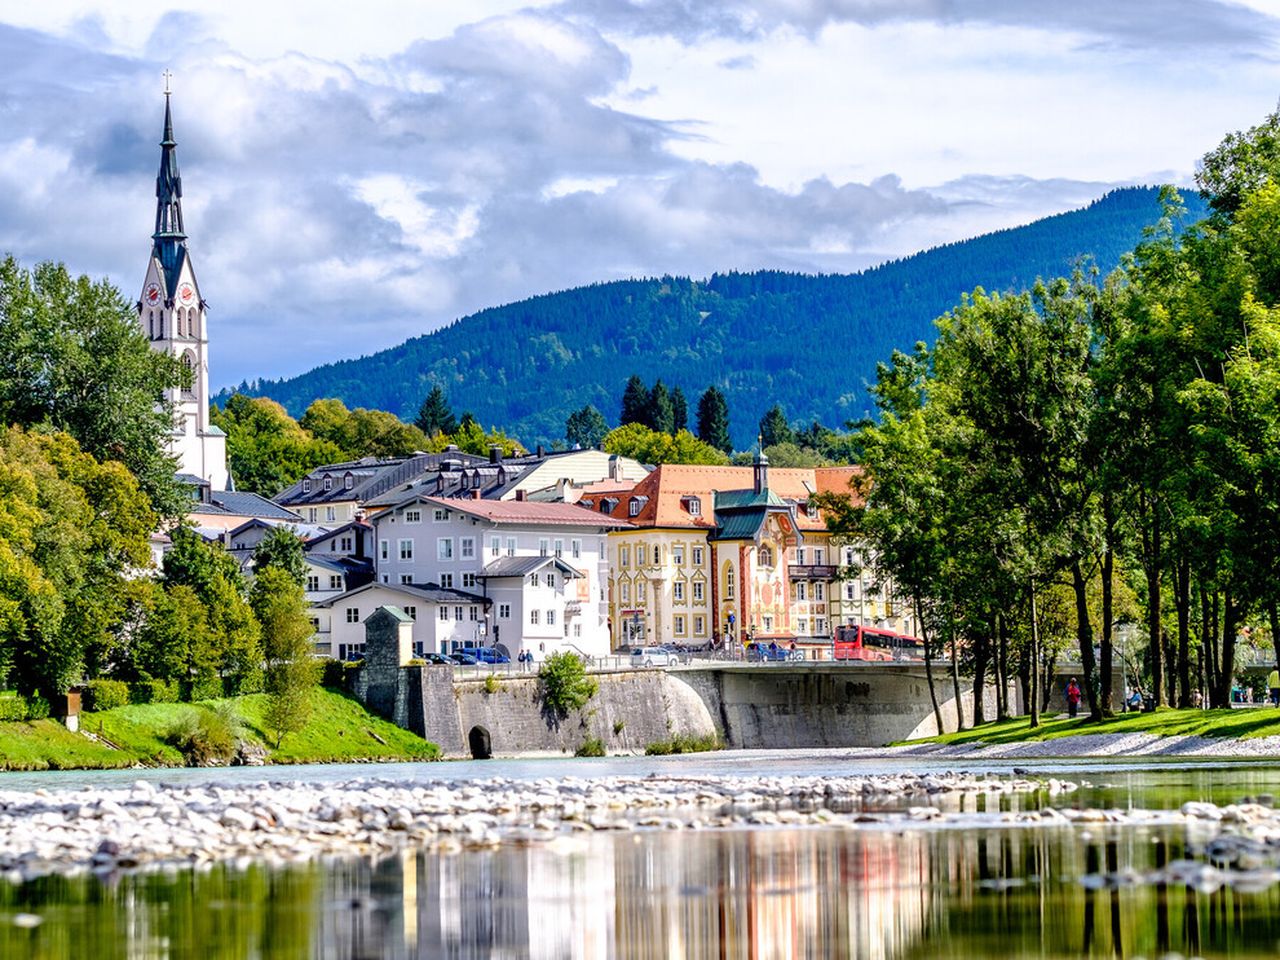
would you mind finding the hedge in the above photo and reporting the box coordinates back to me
[183,676,223,703]
[0,694,46,721]
[128,680,179,705]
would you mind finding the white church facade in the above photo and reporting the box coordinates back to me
[137,91,229,490]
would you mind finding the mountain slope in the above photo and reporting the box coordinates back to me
[222,187,1206,448]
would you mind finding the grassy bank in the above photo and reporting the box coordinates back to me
[908,707,1280,748]
[0,688,439,772]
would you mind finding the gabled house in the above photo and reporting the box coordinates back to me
[313,582,491,661]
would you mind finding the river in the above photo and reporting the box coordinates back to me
[3,753,1280,958]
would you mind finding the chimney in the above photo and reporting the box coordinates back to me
[471,488,482,500]
[489,445,502,465]
[445,444,459,452]
[536,444,545,458]
[515,489,527,502]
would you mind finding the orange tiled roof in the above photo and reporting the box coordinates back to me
[602,464,862,531]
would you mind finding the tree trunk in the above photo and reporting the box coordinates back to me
[1269,602,1280,678]
[1201,585,1217,705]
[996,613,1011,722]
[949,620,965,732]
[1029,581,1042,728]
[1101,539,1115,715]
[972,632,990,726]
[1071,560,1100,720]
[1146,515,1164,708]
[1175,557,1191,708]
[918,596,944,733]
[1215,594,1240,710]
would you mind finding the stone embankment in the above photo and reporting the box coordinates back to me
[0,772,1061,880]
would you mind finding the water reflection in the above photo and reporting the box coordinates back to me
[9,824,1280,958]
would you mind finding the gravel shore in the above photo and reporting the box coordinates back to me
[0,771,1064,880]
[890,732,1280,760]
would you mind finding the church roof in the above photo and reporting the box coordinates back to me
[152,92,189,297]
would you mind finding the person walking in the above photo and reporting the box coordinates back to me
[1268,666,1280,706]
[1066,677,1082,719]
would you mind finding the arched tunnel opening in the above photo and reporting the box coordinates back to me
[468,725,492,760]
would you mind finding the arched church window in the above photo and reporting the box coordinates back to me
[148,311,155,340]
[181,354,195,397]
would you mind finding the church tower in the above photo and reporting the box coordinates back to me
[137,87,229,490]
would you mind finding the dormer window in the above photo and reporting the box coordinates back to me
[684,496,702,516]
[628,496,648,517]
[601,497,618,513]
[806,500,820,518]
[302,479,312,493]
[323,476,333,491]
[344,474,354,490]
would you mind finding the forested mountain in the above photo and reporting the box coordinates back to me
[219,187,1207,448]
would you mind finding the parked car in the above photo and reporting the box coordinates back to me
[449,652,480,665]
[630,646,681,667]
[421,652,452,665]
[745,642,793,662]
[473,647,510,664]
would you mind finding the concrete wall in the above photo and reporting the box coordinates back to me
[670,663,1016,749]
[404,669,718,758]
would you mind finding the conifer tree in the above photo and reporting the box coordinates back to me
[565,405,609,449]
[671,386,688,433]
[650,380,675,434]
[759,404,794,448]
[414,385,457,436]
[620,375,651,427]
[697,386,732,453]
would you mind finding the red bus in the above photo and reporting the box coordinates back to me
[832,625,925,662]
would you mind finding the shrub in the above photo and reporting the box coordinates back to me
[538,652,597,716]
[129,680,179,705]
[0,696,28,721]
[184,676,223,702]
[574,736,606,757]
[226,669,264,696]
[25,695,50,720]
[84,679,130,712]
[406,658,427,667]
[613,719,625,735]
[645,733,724,756]
[168,703,240,766]
[483,674,501,694]
[320,660,362,690]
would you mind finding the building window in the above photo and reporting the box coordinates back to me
[506,537,516,557]
[694,615,705,635]
[462,572,477,588]
[797,582,807,601]
[814,582,826,601]
[340,536,353,552]
[439,607,449,621]
[845,547,856,566]
[673,545,684,565]
[621,582,631,602]
[813,548,825,564]
[405,509,422,523]
[455,607,463,621]
[816,617,827,634]
[338,642,365,661]
[796,547,806,564]
[620,546,630,567]
[571,539,581,559]
[529,573,538,587]
[725,566,735,599]
[692,546,703,565]
[399,539,414,560]
[845,582,857,601]
[539,538,549,557]
[400,574,412,584]
[344,474,353,490]
[763,615,774,632]
[574,623,582,638]
[461,537,475,559]
[637,545,647,566]
[381,574,389,583]
[433,509,447,522]
[686,497,701,516]
[797,618,808,635]
[404,606,417,621]
[380,540,389,561]
[437,538,454,561]
[499,603,510,618]
[324,476,333,491]
[554,539,563,558]
[674,615,685,635]
[306,575,320,591]
[530,610,540,625]
[302,479,312,493]
[345,608,359,623]
[547,573,556,589]
[758,546,773,566]
[440,574,454,588]
[693,581,704,602]
[628,498,643,517]
[309,617,320,632]
[546,609,556,626]
[469,606,478,621]
[674,581,685,602]
[329,575,342,590]
[308,508,317,523]
[637,581,647,603]
[325,507,336,522]
[490,536,501,557]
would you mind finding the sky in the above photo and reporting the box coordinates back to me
[1,1,1278,388]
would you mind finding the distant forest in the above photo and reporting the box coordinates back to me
[217,187,1209,448]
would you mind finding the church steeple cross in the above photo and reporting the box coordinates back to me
[162,69,173,95]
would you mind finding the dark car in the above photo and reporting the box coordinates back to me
[421,652,452,665]
[473,647,510,664]
[745,642,791,662]
[449,652,480,665]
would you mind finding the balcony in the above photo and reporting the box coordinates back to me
[788,564,838,580]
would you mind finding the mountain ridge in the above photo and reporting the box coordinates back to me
[218,186,1207,448]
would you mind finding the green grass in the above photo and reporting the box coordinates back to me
[645,733,725,756]
[0,687,441,771]
[906,707,1280,748]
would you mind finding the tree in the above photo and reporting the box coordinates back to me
[649,380,675,435]
[759,404,794,448]
[252,566,319,745]
[210,395,343,495]
[620,375,651,428]
[671,387,688,433]
[538,651,598,715]
[251,526,308,586]
[1196,107,1280,215]
[697,386,732,453]
[565,405,609,449]
[603,424,729,466]
[0,257,189,516]
[133,583,216,683]
[414,385,457,436]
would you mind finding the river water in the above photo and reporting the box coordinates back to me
[3,754,1280,959]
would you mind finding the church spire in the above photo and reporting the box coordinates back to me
[152,81,187,284]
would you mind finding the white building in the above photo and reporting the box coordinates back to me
[314,582,491,662]
[136,90,228,490]
[365,492,629,659]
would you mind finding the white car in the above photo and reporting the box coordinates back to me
[630,646,681,667]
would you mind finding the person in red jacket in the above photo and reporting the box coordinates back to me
[1066,678,1082,718]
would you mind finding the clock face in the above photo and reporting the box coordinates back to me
[178,283,195,305]
[144,282,162,306]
